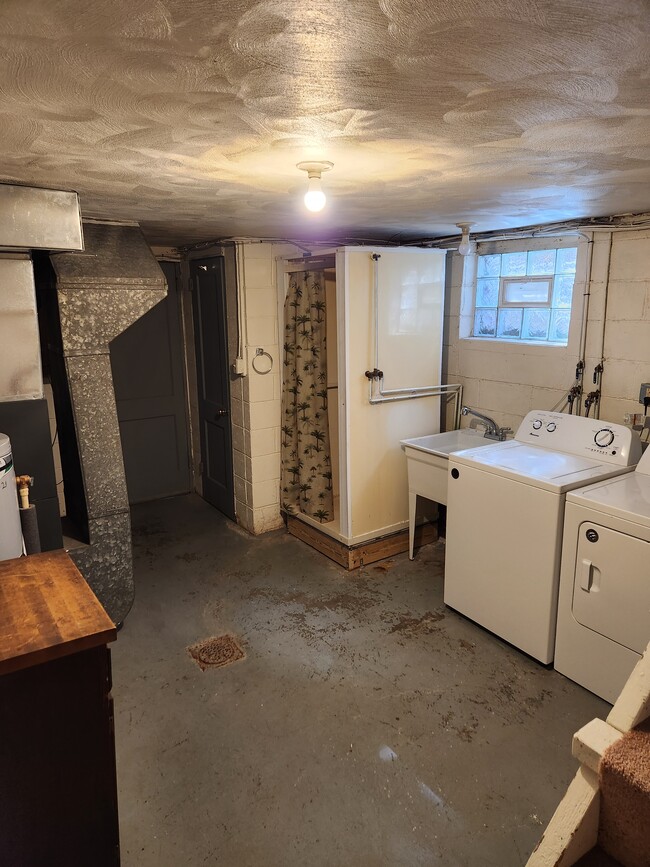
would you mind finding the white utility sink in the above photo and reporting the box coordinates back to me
[400,429,492,559]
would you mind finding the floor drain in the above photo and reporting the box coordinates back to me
[188,634,245,671]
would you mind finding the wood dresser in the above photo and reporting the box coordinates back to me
[0,550,120,866]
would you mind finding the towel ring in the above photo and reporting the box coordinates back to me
[252,348,273,375]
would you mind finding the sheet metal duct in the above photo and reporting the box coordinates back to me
[49,223,167,622]
[0,184,83,251]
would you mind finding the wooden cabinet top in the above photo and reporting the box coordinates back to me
[0,550,116,676]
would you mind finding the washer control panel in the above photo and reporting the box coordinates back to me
[594,428,615,448]
[515,410,641,465]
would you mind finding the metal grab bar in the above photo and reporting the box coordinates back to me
[368,380,464,429]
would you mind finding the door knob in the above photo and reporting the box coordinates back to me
[214,409,229,418]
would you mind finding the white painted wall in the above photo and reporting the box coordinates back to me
[231,241,302,535]
[342,247,445,543]
[598,230,650,423]
[443,228,650,433]
[0,256,43,402]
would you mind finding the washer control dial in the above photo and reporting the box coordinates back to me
[594,428,615,448]
[546,422,557,432]
[532,419,542,430]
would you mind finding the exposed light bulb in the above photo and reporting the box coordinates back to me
[296,160,334,214]
[304,177,326,212]
[456,222,476,256]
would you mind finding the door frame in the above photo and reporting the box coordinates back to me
[190,255,236,520]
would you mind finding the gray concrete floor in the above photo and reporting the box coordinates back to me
[112,494,608,866]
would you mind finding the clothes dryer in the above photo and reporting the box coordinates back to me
[444,412,641,663]
[554,445,650,702]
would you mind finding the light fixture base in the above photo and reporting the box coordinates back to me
[296,160,334,178]
[456,222,477,257]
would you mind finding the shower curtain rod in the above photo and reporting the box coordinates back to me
[285,255,336,272]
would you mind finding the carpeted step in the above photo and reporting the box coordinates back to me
[598,722,650,867]
[574,845,623,866]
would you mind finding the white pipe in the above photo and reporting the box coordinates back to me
[577,232,594,367]
[594,232,614,420]
[234,241,248,376]
[368,381,464,427]
[573,232,594,415]
[373,254,380,371]
[379,384,444,396]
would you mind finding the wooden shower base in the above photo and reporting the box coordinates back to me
[287,516,438,570]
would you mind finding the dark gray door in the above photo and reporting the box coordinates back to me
[110,261,191,503]
[191,257,235,520]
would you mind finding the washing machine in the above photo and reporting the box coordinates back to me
[444,411,641,664]
[554,444,650,702]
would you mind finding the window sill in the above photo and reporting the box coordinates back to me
[460,336,568,349]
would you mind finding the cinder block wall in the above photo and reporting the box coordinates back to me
[232,241,302,535]
[599,230,650,421]
[443,227,650,431]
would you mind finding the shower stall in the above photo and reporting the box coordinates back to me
[279,246,452,560]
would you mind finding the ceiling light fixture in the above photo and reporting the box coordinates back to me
[456,222,476,256]
[296,161,334,213]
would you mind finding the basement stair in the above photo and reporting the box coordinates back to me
[527,643,650,867]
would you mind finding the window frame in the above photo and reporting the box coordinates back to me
[499,275,553,308]
[464,235,580,348]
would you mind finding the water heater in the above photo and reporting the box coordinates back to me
[0,433,22,561]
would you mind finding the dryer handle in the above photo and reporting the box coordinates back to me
[579,558,600,592]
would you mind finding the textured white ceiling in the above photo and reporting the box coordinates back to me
[0,0,649,244]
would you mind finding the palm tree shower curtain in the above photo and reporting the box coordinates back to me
[281,270,334,523]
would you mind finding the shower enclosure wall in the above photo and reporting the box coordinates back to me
[280,246,446,549]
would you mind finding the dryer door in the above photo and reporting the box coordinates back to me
[572,522,650,654]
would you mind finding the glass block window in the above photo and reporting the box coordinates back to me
[497,307,523,339]
[472,245,577,345]
[502,277,552,306]
[474,308,497,337]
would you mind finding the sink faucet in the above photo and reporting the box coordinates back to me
[461,406,512,441]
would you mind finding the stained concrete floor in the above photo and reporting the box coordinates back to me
[112,494,608,866]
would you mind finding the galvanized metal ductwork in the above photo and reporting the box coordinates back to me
[49,223,167,622]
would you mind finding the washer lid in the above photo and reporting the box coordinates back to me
[450,440,631,493]
[567,472,650,528]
